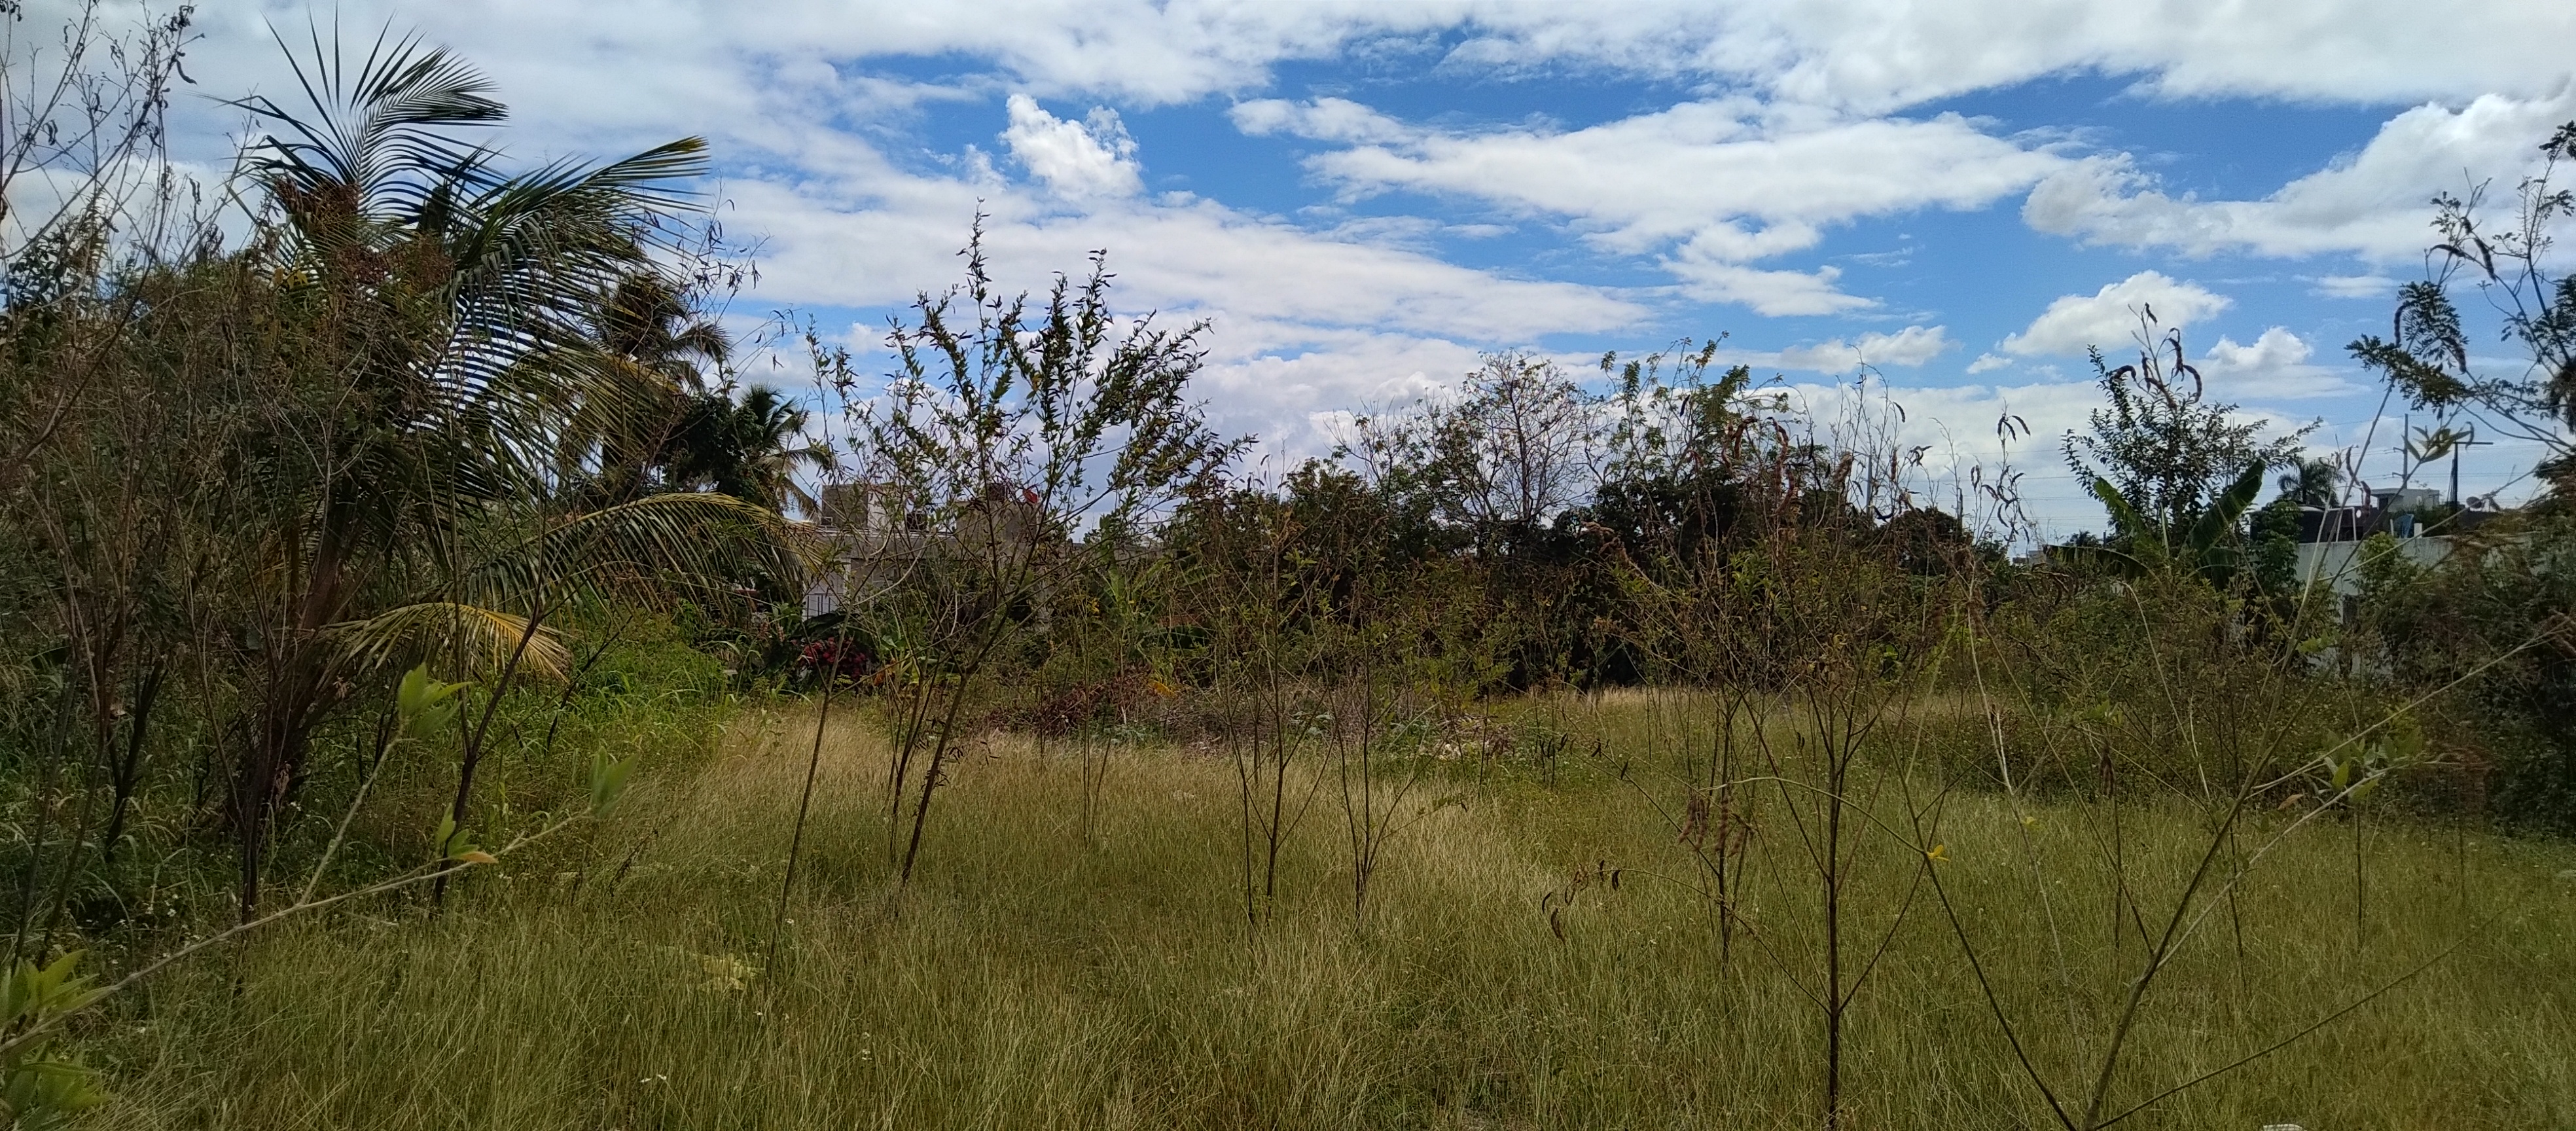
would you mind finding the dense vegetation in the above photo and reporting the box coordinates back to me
[3,16,2574,1130]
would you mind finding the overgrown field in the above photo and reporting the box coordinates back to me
[78,696,2576,1130]
[10,17,2576,1130]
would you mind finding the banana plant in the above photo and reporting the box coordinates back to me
[2062,458,2269,583]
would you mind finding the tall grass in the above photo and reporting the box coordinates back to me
[73,694,2576,1130]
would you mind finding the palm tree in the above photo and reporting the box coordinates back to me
[599,272,730,386]
[2278,456,2343,508]
[567,272,734,505]
[216,30,806,916]
[666,385,832,515]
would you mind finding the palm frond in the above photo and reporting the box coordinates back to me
[329,601,570,683]
[232,26,507,228]
[461,491,821,608]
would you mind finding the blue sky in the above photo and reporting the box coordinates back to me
[166,1,2576,535]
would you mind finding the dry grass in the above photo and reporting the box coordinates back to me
[73,695,2576,1130]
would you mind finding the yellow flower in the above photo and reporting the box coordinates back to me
[1147,676,1179,698]
[1924,844,1950,863]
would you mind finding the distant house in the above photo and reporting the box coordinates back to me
[800,482,1046,618]
[2035,491,2503,600]
[2289,490,2509,598]
[2291,533,2452,599]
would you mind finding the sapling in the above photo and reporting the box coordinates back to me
[838,226,1238,890]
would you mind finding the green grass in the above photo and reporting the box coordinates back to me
[73,693,2576,1129]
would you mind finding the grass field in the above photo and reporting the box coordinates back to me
[77,694,2576,1130]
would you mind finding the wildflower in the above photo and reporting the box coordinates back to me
[1925,844,1950,863]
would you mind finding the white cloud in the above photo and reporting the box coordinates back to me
[1692,267,1873,318]
[1667,259,1874,317]
[1770,374,2128,536]
[1266,96,2063,313]
[162,2,2576,170]
[120,0,2571,495]
[2310,274,2397,299]
[2196,327,2354,399]
[2025,91,2576,260]
[1730,1,2576,113]
[705,143,1649,462]
[1966,353,2012,374]
[281,0,2556,118]
[733,178,1643,342]
[1775,325,1955,373]
[2001,271,2231,357]
[1002,95,1142,198]
[622,2,2576,114]
[1229,97,1414,145]
[1305,99,2064,252]
[1199,331,1493,458]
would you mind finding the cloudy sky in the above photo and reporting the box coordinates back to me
[153,1,2576,535]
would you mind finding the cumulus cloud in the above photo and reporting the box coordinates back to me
[1770,373,2132,537]
[1229,97,1414,145]
[134,0,2570,516]
[1002,95,1142,198]
[732,177,1643,343]
[164,1,2576,164]
[1264,96,2064,313]
[2196,327,2354,399]
[1304,99,2064,251]
[1739,1,2576,113]
[1966,353,2013,374]
[2025,91,2576,260]
[2000,271,2231,357]
[1774,325,1955,373]
[727,173,1648,459]
[1667,259,1876,317]
[226,0,2556,123]
[468,1,2549,115]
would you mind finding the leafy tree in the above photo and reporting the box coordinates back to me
[2357,519,2576,830]
[2064,315,2310,555]
[1590,346,1790,556]
[2348,121,2576,482]
[1425,351,1600,545]
[2347,119,2576,830]
[2278,456,2346,508]
[844,233,1240,886]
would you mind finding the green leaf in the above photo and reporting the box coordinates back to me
[2185,459,2268,562]
[395,664,469,741]
[433,815,481,861]
[588,751,635,816]
[3,1053,107,1126]
[2089,476,2158,556]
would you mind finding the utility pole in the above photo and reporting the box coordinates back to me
[2450,429,2493,507]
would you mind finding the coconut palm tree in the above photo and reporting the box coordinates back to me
[2278,456,2344,508]
[214,30,806,916]
[665,385,832,516]
[565,271,734,505]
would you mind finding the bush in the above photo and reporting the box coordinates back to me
[2359,513,2576,830]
